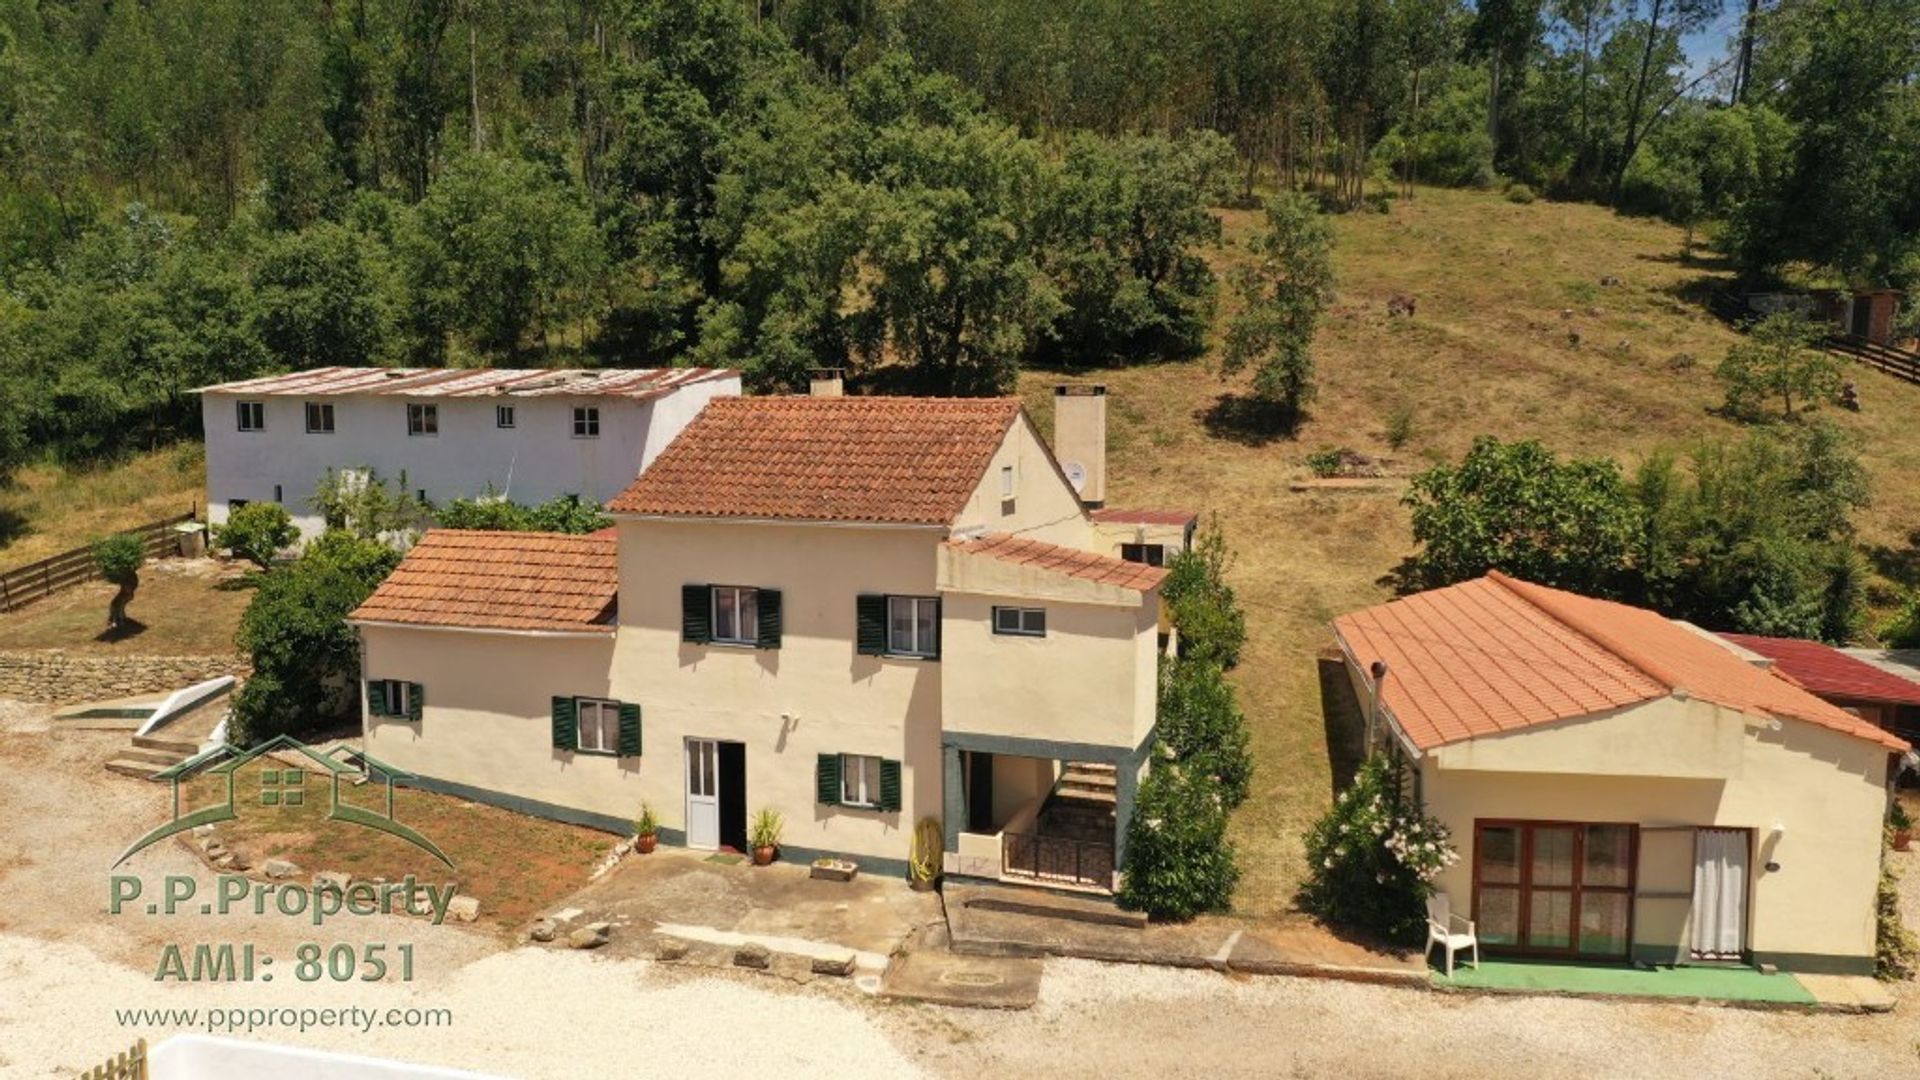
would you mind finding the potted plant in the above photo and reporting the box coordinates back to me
[1892,800,1913,853]
[634,804,660,855]
[908,816,943,892]
[749,808,783,866]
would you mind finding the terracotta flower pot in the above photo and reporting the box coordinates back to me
[1895,829,1912,853]
[753,845,776,866]
[638,833,657,855]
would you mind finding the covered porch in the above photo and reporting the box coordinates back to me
[940,734,1147,894]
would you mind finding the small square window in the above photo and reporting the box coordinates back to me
[496,405,516,429]
[371,679,409,717]
[305,402,335,433]
[711,586,760,645]
[577,698,619,754]
[992,606,1046,637]
[840,754,882,808]
[407,403,438,436]
[1120,543,1166,567]
[236,401,265,432]
[887,596,939,657]
[572,406,600,438]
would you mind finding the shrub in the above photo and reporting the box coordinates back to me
[434,491,611,534]
[635,804,660,838]
[1877,851,1917,981]
[92,532,145,629]
[1162,519,1247,669]
[749,808,785,850]
[1156,655,1253,811]
[1384,403,1415,449]
[1117,760,1239,921]
[230,531,398,744]
[1305,448,1345,478]
[1300,755,1458,946]
[1504,183,1536,204]
[216,501,299,571]
[1715,312,1839,421]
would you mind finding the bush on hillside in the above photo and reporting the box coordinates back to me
[230,532,399,745]
[216,501,299,571]
[1116,759,1239,921]
[1156,655,1253,811]
[1162,519,1246,669]
[1300,755,1458,946]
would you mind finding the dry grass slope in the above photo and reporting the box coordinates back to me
[1021,185,1920,916]
[0,443,206,572]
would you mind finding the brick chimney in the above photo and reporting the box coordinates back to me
[1052,384,1106,507]
[809,368,845,397]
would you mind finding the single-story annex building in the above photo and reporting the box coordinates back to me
[1333,572,1909,975]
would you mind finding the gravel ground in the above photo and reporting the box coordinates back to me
[7,700,1920,1079]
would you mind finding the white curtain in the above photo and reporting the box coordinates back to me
[1692,829,1749,958]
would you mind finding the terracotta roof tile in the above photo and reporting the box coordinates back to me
[946,533,1168,592]
[608,397,1023,524]
[1721,633,1920,708]
[1089,508,1198,527]
[351,530,618,633]
[1332,573,1907,753]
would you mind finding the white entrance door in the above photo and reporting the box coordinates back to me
[686,738,719,850]
[1692,828,1750,960]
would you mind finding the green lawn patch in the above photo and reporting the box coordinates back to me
[1434,958,1816,1004]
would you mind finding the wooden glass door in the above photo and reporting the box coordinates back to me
[1474,820,1637,960]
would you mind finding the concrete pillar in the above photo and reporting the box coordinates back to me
[1113,752,1140,869]
[942,744,965,852]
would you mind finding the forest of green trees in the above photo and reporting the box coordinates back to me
[2,0,1917,477]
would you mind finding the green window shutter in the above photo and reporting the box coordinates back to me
[816,753,842,805]
[366,680,385,717]
[617,702,642,757]
[855,594,887,655]
[681,584,712,643]
[551,696,577,752]
[757,588,782,649]
[407,683,424,722]
[879,759,903,812]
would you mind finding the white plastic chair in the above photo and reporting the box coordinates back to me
[1426,893,1479,977]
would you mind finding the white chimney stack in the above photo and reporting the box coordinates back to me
[809,368,845,397]
[1052,384,1106,508]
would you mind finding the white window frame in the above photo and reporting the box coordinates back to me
[407,403,439,437]
[711,585,760,646]
[236,401,265,432]
[576,697,620,754]
[992,606,1046,637]
[305,402,334,434]
[572,406,600,438]
[887,596,939,657]
[840,753,882,808]
[496,405,516,429]
[1000,464,1015,498]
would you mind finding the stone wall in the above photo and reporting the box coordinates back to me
[0,649,250,704]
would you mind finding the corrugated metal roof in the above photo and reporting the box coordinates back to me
[1723,633,1920,708]
[196,366,736,401]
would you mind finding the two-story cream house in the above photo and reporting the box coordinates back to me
[350,390,1186,890]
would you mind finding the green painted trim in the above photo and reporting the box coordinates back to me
[941,728,1153,767]
[775,842,911,879]
[399,773,642,837]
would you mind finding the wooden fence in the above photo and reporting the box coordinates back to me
[1823,334,1920,386]
[79,1037,147,1080]
[0,511,197,614]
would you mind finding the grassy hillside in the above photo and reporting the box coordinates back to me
[1020,185,1920,916]
[0,445,206,573]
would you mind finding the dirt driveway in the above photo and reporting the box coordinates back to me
[7,699,1920,1079]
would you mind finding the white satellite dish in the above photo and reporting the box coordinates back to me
[1063,461,1087,494]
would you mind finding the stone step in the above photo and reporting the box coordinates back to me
[116,745,189,766]
[960,883,1146,929]
[1055,779,1118,802]
[132,733,201,755]
[104,757,167,780]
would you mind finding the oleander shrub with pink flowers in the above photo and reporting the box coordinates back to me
[1300,754,1458,945]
